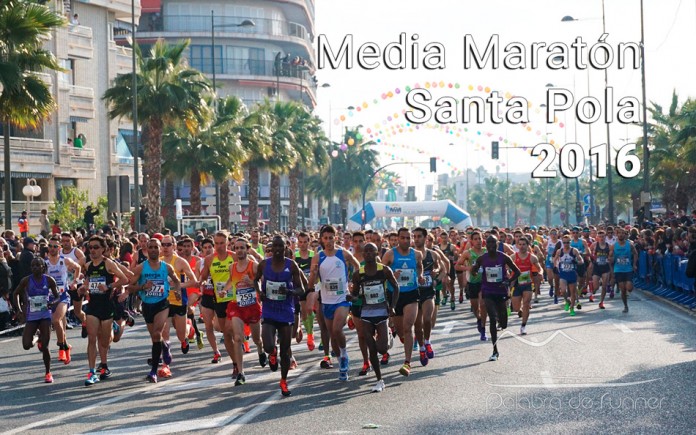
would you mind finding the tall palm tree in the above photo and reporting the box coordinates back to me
[162,96,251,216]
[103,39,212,231]
[481,177,499,226]
[468,186,485,227]
[0,0,64,228]
[434,185,456,202]
[509,183,527,226]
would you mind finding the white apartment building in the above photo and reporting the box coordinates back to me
[1,0,142,229]
[134,0,316,230]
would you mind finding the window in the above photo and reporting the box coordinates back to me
[224,46,264,75]
[190,45,221,74]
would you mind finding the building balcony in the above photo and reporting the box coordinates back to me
[68,85,95,120]
[0,137,55,174]
[197,58,317,107]
[111,43,134,76]
[75,0,140,23]
[67,25,93,59]
[137,15,314,63]
[55,145,96,179]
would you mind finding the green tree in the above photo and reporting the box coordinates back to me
[103,39,212,232]
[435,185,456,202]
[49,186,108,231]
[0,0,64,228]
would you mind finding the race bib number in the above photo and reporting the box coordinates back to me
[216,282,233,301]
[55,278,65,294]
[398,268,415,287]
[236,287,256,307]
[422,273,433,288]
[485,266,503,283]
[89,277,107,294]
[29,295,48,312]
[561,262,575,272]
[518,271,531,285]
[596,256,608,265]
[323,278,344,296]
[266,281,287,301]
[364,283,386,304]
[617,257,630,266]
[145,279,165,298]
[203,279,214,293]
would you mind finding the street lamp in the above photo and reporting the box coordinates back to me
[22,179,42,234]
[130,0,140,232]
[639,0,650,220]
[451,141,469,213]
[210,11,255,216]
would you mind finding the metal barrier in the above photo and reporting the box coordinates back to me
[635,250,696,309]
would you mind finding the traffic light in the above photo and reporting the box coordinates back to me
[430,157,437,173]
[491,141,499,159]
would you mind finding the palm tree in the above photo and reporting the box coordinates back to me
[481,177,499,226]
[103,39,212,231]
[162,96,252,216]
[468,186,485,227]
[287,108,329,230]
[509,183,527,226]
[526,180,547,226]
[435,185,456,202]
[0,0,64,228]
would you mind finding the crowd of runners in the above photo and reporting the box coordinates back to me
[10,223,645,394]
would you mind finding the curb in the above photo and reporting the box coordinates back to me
[635,287,696,318]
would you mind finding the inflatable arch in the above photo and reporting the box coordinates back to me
[346,200,473,231]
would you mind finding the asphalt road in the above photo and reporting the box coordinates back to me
[1,284,695,435]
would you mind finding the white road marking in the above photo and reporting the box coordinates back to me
[596,319,634,333]
[434,320,459,335]
[540,370,554,387]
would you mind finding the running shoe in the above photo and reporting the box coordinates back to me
[85,371,100,386]
[520,325,527,335]
[569,308,576,316]
[564,301,570,311]
[441,295,448,306]
[372,379,386,393]
[211,352,221,364]
[162,342,173,365]
[507,306,511,316]
[459,295,464,304]
[554,295,559,304]
[146,372,157,383]
[45,372,54,384]
[388,330,394,350]
[609,289,615,299]
[419,350,429,367]
[232,362,239,377]
[63,344,72,365]
[58,349,66,362]
[622,306,629,313]
[413,339,418,351]
[533,297,539,304]
[318,342,324,351]
[258,352,268,368]
[425,343,434,359]
[269,346,278,372]
[126,316,135,327]
[157,365,172,378]
[112,321,121,336]
[99,365,112,380]
[339,371,348,381]
[290,358,298,370]
[307,333,315,351]
[196,333,204,350]
[480,331,488,341]
[234,373,246,386]
[359,362,371,376]
[33,336,40,350]
[399,362,411,376]
[599,302,605,309]
[380,352,390,366]
[81,323,88,338]
[476,318,484,334]
[243,340,251,354]
[489,352,499,362]
[518,310,522,318]
[339,355,349,374]
[66,323,74,330]
[181,341,190,355]
[280,379,291,397]
[588,295,595,303]
[576,303,582,310]
[450,300,456,311]
[549,287,554,297]
[320,356,333,369]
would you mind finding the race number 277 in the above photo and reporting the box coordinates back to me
[531,143,640,179]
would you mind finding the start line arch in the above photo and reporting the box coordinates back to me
[346,200,473,230]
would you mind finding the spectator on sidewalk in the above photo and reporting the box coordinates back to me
[18,211,28,238]
[39,209,50,238]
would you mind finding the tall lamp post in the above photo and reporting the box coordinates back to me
[639,0,650,220]
[131,0,140,231]
[210,11,255,216]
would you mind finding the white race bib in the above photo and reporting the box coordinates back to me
[55,278,65,294]
[236,287,256,307]
[265,280,287,301]
[29,295,48,312]
[89,277,107,294]
[364,283,386,304]
[617,257,630,266]
[422,273,433,288]
[216,281,234,301]
[323,278,345,296]
[561,262,574,272]
[518,271,531,285]
[596,256,608,265]
[398,268,415,287]
[145,279,165,298]
[485,266,503,283]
